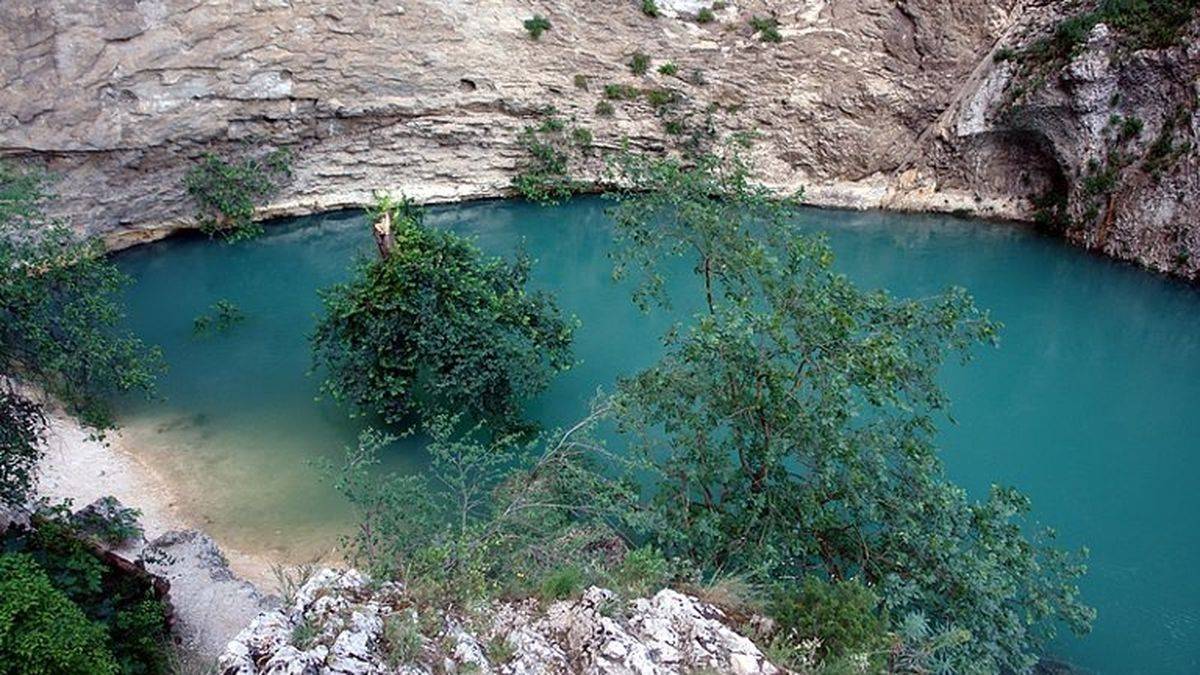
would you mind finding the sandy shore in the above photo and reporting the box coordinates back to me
[37,407,277,589]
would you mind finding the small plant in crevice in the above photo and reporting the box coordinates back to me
[523,15,551,40]
[595,100,616,117]
[749,15,782,43]
[192,299,246,336]
[696,7,716,23]
[1144,105,1194,179]
[640,0,659,17]
[603,83,642,100]
[184,148,291,242]
[573,73,589,90]
[628,51,651,75]
[657,61,678,76]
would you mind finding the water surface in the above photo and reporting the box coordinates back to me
[114,197,1200,673]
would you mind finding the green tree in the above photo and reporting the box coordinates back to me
[1,163,161,506]
[608,151,1093,671]
[0,553,119,675]
[311,195,576,432]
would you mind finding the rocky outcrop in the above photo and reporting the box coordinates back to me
[0,0,1012,240]
[220,570,782,674]
[1,0,1196,278]
[911,1,1200,279]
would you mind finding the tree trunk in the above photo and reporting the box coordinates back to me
[372,210,394,259]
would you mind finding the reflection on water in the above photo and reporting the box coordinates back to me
[114,197,1200,673]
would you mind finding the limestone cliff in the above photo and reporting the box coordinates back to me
[1,0,1197,279]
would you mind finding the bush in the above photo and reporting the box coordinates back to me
[523,15,551,40]
[0,554,118,674]
[595,101,615,117]
[611,546,671,597]
[5,509,173,674]
[645,88,678,109]
[184,149,291,242]
[571,127,594,148]
[311,196,575,431]
[750,15,782,43]
[511,119,581,205]
[696,7,715,23]
[641,0,659,17]
[628,52,651,75]
[604,83,642,100]
[539,566,584,601]
[769,578,885,660]
[657,62,678,76]
[573,73,589,90]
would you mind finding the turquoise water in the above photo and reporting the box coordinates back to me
[113,197,1200,673]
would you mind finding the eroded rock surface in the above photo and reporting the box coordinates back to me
[220,571,782,675]
[1,0,1196,277]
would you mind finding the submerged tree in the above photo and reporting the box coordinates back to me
[608,151,1094,671]
[0,163,161,507]
[311,194,576,432]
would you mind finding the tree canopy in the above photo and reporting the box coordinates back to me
[607,150,1094,671]
[312,195,576,432]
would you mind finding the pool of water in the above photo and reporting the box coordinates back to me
[112,196,1200,673]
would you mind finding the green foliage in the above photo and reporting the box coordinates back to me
[539,566,584,601]
[0,163,161,434]
[183,149,290,242]
[607,150,1093,671]
[311,197,575,432]
[573,73,589,90]
[523,15,551,39]
[0,389,45,508]
[603,83,642,100]
[994,46,1018,62]
[192,299,245,336]
[571,127,594,149]
[1032,189,1071,231]
[1145,105,1193,178]
[645,88,679,109]
[610,546,671,598]
[640,0,659,17]
[324,404,639,605]
[657,62,678,76]
[628,52,651,75]
[382,614,424,666]
[0,554,119,675]
[750,15,782,43]
[512,116,582,205]
[769,578,885,661]
[1023,0,1199,65]
[595,101,616,117]
[3,509,172,674]
[696,7,716,23]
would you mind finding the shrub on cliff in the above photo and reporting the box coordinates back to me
[311,195,576,432]
[184,148,291,242]
[523,15,551,40]
[607,150,1094,671]
[512,116,584,205]
[0,163,161,507]
[0,553,119,674]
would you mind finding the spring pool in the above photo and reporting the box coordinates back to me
[113,197,1200,673]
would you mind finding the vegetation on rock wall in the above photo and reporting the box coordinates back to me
[311,194,576,432]
[184,148,291,242]
[511,114,592,205]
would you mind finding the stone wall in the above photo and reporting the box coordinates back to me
[1,0,1197,279]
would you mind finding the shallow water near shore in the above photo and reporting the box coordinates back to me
[112,196,1200,673]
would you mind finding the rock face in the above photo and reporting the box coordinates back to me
[913,1,1200,280]
[220,570,782,675]
[0,0,1196,278]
